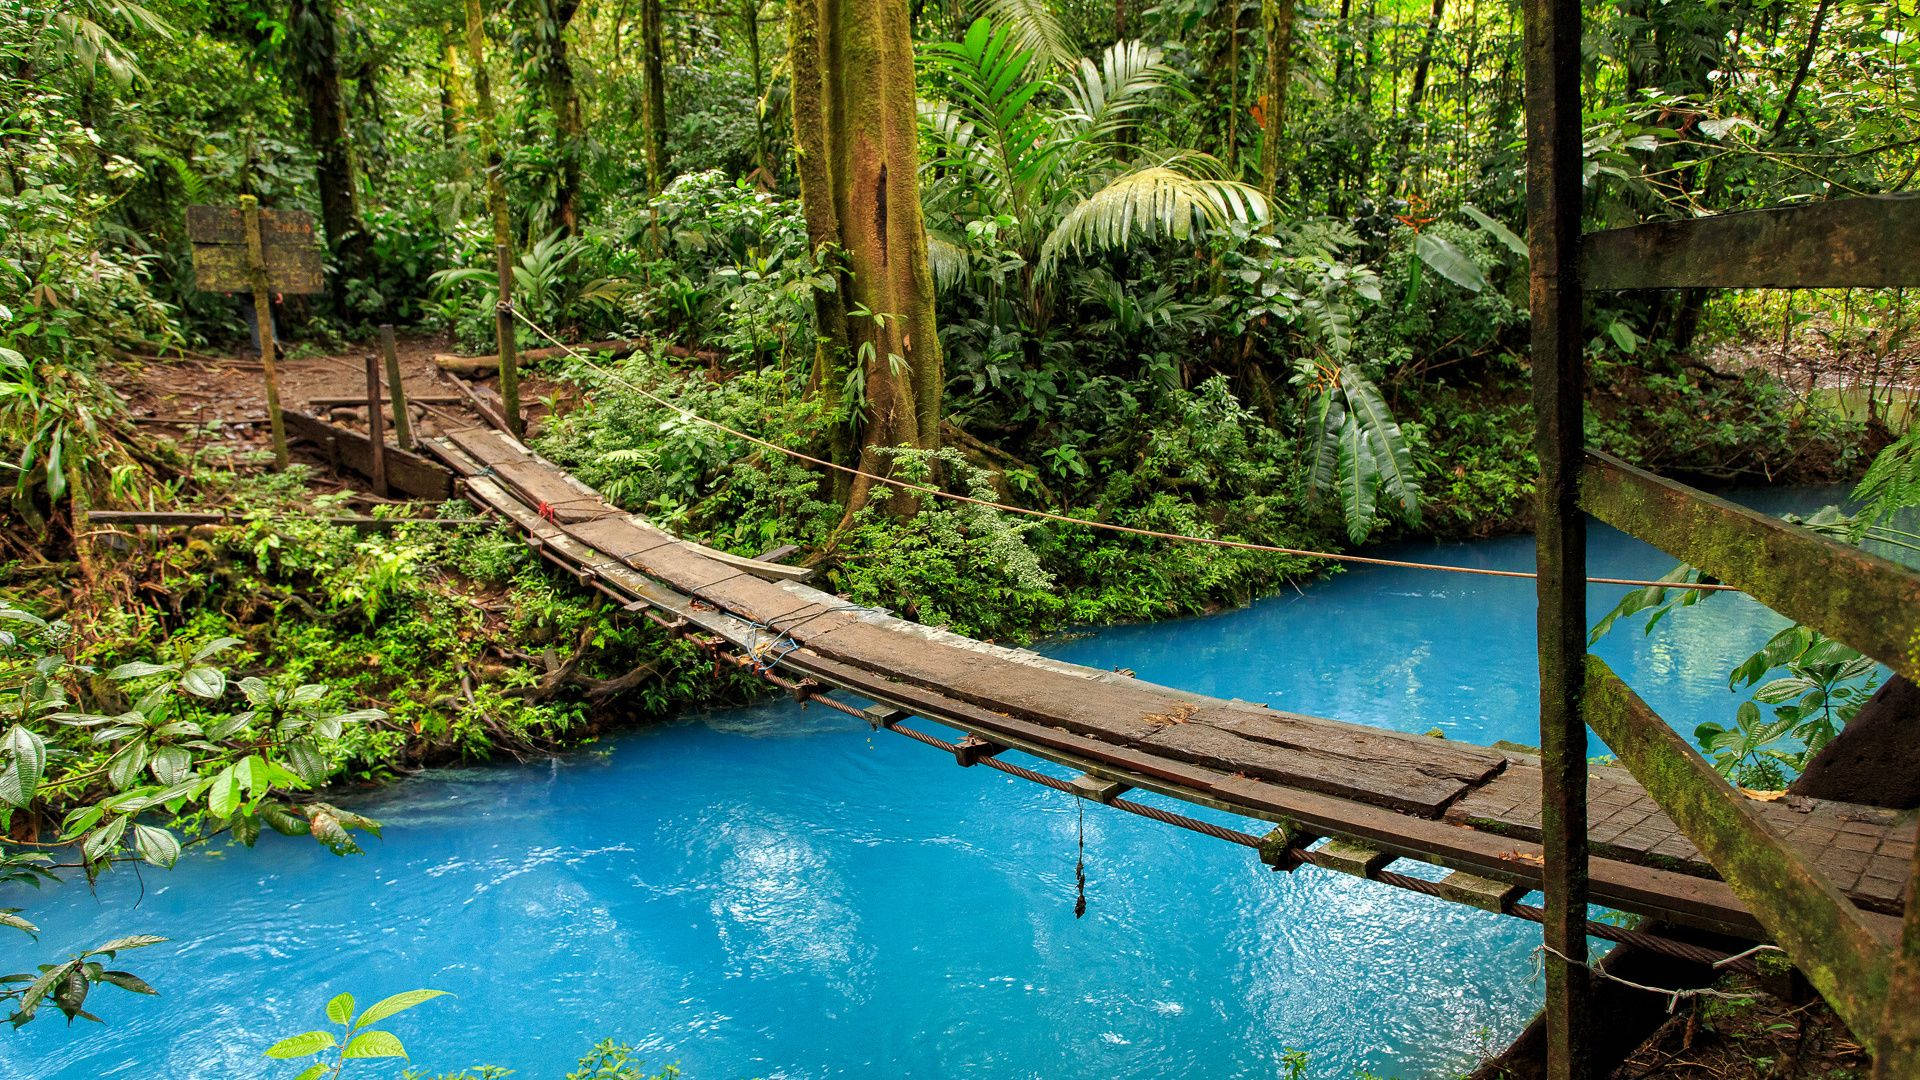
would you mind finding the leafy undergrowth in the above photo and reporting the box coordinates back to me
[0,463,758,831]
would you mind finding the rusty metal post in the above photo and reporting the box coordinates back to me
[379,324,413,450]
[1523,0,1591,1075]
[240,195,289,470]
[363,352,389,497]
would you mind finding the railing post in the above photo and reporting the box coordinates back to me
[379,324,414,450]
[1524,0,1591,1074]
[239,195,289,470]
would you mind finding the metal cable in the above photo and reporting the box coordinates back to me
[502,309,1736,593]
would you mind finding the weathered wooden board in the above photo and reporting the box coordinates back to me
[282,411,452,498]
[1447,761,1915,914]
[1580,450,1920,682]
[1582,195,1920,291]
[186,204,325,294]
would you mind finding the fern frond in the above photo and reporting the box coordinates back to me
[1037,158,1267,276]
[974,0,1078,70]
[1850,426,1920,539]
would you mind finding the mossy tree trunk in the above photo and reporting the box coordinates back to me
[463,0,524,437]
[288,0,370,293]
[1257,0,1295,202]
[640,0,669,196]
[529,0,585,234]
[788,0,942,515]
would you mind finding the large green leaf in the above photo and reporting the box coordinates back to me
[263,1030,336,1059]
[1340,367,1421,521]
[1335,414,1378,542]
[1460,204,1528,258]
[341,1030,407,1060]
[1038,160,1266,275]
[1413,232,1488,293]
[356,989,448,1027]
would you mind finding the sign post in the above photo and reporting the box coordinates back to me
[186,197,325,470]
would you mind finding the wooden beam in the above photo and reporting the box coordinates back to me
[1584,658,1901,1063]
[1583,195,1920,291]
[282,411,454,499]
[1524,0,1594,1071]
[1581,450,1920,682]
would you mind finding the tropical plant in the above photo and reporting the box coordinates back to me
[264,988,449,1076]
[919,19,1267,332]
[1696,626,1880,790]
[2,933,165,1028]
[1301,363,1422,542]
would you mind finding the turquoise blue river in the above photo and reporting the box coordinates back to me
[9,490,1846,1079]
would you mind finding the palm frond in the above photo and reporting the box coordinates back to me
[1061,40,1174,139]
[974,0,1078,70]
[1037,158,1268,276]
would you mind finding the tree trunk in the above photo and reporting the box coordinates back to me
[744,0,771,180]
[788,0,943,515]
[288,0,370,292]
[533,0,585,234]
[463,0,525,438]
[640,0,669,196]
[1257,0,1296,201]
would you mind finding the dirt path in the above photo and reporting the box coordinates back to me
[110,334,555,494]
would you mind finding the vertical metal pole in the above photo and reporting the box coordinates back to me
[379,324,413,450]
[240,195,289,470]
[1524,0,1590,1076]
[363,352,389,498]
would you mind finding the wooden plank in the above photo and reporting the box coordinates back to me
[1439,871,1526,913]
[187,205,324,294]
[448,454,1810,941]
[282,412,452,499]
[1581,450,1920,682]
[1584,658,1894,1043]
[1583,195,1920,291]
[1450,763,1915,914]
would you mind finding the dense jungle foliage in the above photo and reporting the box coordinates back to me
[2,0,1918,1069]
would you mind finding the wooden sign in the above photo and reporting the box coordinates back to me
[186,204,325,294]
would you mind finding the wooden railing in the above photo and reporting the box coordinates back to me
[1524,1,1920,1074]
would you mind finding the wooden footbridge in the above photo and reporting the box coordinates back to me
[419,424,1913,967]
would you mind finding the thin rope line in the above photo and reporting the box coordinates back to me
[506,309,1737,593]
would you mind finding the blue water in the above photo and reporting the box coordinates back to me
[7,489,1850,1080]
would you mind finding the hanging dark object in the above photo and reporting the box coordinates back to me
[1074,799,1087,919]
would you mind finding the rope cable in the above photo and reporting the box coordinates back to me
[505,309,1738,593]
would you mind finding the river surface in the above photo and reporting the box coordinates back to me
[9,489,1851,1080]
